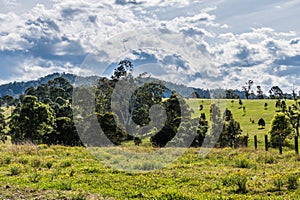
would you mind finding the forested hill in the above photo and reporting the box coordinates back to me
[0,73,99,97]
[0,72,245,98]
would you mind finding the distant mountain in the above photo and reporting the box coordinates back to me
[0,73,99,97]
[0,72,246,99]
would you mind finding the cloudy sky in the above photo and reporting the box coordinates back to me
[0,0,299,93]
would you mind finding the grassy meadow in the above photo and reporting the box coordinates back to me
[187,99,297,148]
[1,99,300,199]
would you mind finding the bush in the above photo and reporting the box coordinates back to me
[10,165,21,176]
[231,173,248,194]
[287,174,298,190]
[235,158,251,169]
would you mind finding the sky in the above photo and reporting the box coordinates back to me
[0,0,299,93]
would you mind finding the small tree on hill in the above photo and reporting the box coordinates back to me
[258,118,265,129]
[217,108,243,147]
[242,80,254,99]
[269,113,293,148]
[264,103,268,110]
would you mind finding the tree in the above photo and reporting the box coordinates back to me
[150,91,193,147]
[269,86,283,99]
[0,108,6,143]
[111,60,133,80]
[269,113,293,148]
[97,112,127,145]
[225,89,236,99]
[242,80,254,99]
[281,100,287,112]
[238,99,243,109]
[287,103,300,136]
[9,95,55,144]
[264,103,268,110]
[2,95,15,108]
[217,108,243,147]
[256,86,264,99]
[191,113,208,147]
[275,100,281,112]
[258,118,265,129]
[292,85,297,100]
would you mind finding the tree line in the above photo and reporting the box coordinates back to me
[0,60,248,148]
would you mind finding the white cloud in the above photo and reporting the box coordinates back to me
[0,0,299,93]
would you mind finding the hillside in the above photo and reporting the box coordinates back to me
[0,73,246,99]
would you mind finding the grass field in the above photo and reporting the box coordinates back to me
[1,144,300,199]
[187,99,297,148]
[1,99,299,199]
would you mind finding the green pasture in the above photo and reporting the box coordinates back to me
[1,144,300,199]
[187,99,297,148]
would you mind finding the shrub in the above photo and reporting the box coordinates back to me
[230,173,248,194]
[287,174,298,190]
[31,157,42,168]
[235,158,250,168]
[265,155,276,164]
[10,165,21,176]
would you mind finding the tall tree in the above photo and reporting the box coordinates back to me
[0,108,6,143]
[269,112,293,148]
[9,95,55,144]
[269,86,283,99]
[242,80,254,99]
[217,108,243,147]
[256,86,264,99]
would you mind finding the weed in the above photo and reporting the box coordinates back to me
[18,157,29,165]
[10,165,21,176]
[60,160,72,168]
[29,170,41,183]
[45,161,53,169]
[230,173,248,194]
[71,192,87,200]
[60,181,72,191]
[31,157,42,168]
[235,158,251,168]
[4,156,11,165]
[272,174,283,191]
[287,174,298,190]
[265,155,275,164]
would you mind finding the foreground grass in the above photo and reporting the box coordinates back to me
[1,144,300,199]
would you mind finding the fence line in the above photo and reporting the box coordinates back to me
[254,135,299,155]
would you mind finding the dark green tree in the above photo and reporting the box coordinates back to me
[9,95,55,144]
[0,108,6,143]
[150,91,192,147]
[258,118,266,129]
[269,112,293,148]
[217,108,243,147]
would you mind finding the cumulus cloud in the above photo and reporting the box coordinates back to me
[0,0,299,93]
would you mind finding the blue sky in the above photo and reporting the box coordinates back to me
[0,0,299,93]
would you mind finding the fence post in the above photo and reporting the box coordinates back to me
[265,135,268,152]
[295,136,299,155]
[254,135,258,150]
[278,136,282,154]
